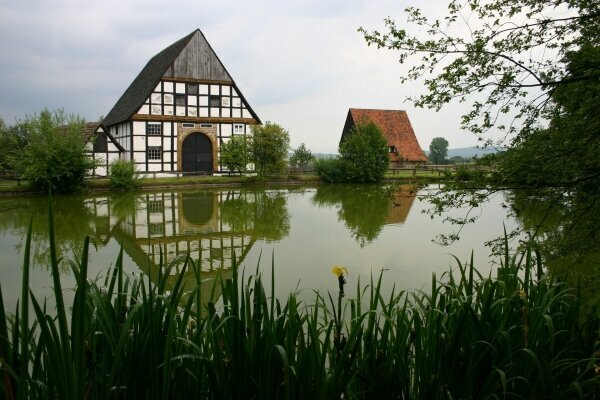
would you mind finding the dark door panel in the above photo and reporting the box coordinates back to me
[182,133,212,173]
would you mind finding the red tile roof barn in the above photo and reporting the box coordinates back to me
[340,109,427,163]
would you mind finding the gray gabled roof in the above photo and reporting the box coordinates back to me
[103,29,260,127]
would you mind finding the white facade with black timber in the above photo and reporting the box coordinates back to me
[90,29,260,176]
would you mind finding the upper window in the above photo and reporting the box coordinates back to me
[234,124,244,134]
[209,96,221,107]
[147,123,162,136]
[186,83,198,95]
[389,146,397,154]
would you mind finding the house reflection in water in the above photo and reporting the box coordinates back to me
[90,190,257,309]
[386,185,417,225]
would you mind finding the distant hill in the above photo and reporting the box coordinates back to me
[313,153,338,159]
[424,147,502,159]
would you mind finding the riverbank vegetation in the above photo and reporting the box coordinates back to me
[0,204,598,399]
[314,121,389,183]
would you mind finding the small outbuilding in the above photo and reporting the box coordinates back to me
[339,108,427,166]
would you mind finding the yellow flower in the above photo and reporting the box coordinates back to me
[331,265,348,277]
[517,288,526,300]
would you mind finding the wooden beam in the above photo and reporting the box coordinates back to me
[131,114,259,125]
[161,77,233,85]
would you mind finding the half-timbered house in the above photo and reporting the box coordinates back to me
[339,108,427,167]
[89,29,260,176]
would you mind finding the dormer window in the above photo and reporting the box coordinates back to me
[389,146,398,154]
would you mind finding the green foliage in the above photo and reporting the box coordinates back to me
[289,143,314,169]
[313,157,347,183]
[2,204,598,398]
[449,155,468,164]
[16,109,95,193]
[109,159,141,189]
[249,122,290,176]
[0,118,30,174]
[453,165,486,182]
[220,135,249,173]
[429,137,449,164]
[318,121,390,183]
[312,185,399,246]
[220,189,290,242]
[360,0,600,145]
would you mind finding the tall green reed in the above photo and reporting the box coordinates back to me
[0,199,598,399]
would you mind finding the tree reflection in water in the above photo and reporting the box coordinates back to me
[221,189,290,242]
[312,184,418,247]
[0,195,97,270]
[507,189,600,317]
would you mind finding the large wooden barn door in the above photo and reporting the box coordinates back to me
[182,133,213,174]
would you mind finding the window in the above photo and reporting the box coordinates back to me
[209,96,221,107]
[148,199,164,214]
[147,123,162,136]
[175,94,186,107]
[182,123,195,128]
[147,146,162,160]
[186,83,198,95]
[149,222,164,236]
[93,132,108,152]
[234,124,244,134]
[389,146,397,154]
[200,123,213,128]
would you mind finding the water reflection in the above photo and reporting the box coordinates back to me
[507,190,600,317]
[312,184,417,246]
[0,195,98,270]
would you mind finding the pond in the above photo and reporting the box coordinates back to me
[0,184,519,310]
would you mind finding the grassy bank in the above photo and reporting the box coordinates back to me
[0,171,447,196]
[1,205,598,399]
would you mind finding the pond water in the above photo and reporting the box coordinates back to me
[0,184,519,310]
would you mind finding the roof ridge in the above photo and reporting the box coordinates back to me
[350,108,407,112]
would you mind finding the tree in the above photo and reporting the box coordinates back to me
[359,0,600,149]
[339,121,389,183]
[220,135,250,174]
[249,122,290,177]
[0,118,30,174]
[429,137,449,164]
[289,143,314,170]
[359,0,600,244]
[17,109,95,193]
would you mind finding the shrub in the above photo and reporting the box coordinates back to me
[220,135,249,174]
[313,157,347,183]
[289,143,314,170]
[18,109,95,193]
[249,122,290,176]
[109,159,140,189]
[315,122,389,183]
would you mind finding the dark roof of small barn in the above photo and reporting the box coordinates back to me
[58,121,124,152]
[340,108,427,162]
[102,29,260,127]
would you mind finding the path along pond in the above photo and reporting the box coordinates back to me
[0,184,522,310]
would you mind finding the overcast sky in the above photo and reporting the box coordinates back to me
[0,0,481,153]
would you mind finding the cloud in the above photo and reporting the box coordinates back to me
[0,0,480,150]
